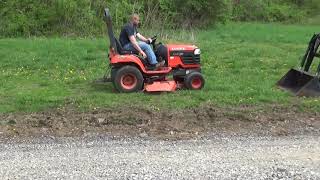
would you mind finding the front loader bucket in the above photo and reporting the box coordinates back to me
[296,77,320,97]
[276,68,320,96]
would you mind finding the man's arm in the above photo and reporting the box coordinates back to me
[129,35,147,58]
[137,33,152,44]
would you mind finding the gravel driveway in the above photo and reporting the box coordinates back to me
[0,134,319,179]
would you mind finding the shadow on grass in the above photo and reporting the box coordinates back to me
[89,80,116,93]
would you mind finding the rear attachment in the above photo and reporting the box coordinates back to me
[277,33,320,97]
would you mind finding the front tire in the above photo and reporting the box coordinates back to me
[184,72,205,90]
[114,66,144,93]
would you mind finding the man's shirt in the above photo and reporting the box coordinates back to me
[119,23,138,47]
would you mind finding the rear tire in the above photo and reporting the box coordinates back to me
[184,72,205,90]
[111,67,118,82]
[113,66,144,93]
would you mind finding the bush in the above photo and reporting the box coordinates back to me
[169,0,231,28]
[0,0,102,36]
[0,0,317,37]
[231,0,306,22]
[0,0,231,36]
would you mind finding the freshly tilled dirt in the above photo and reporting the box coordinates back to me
[0,104,319,138]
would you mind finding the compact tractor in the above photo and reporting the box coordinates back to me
[103,8,205,93]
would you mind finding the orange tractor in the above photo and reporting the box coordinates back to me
[103,8,205,93]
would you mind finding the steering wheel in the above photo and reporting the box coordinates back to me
[151,35,157,43]
[149,35,157,50]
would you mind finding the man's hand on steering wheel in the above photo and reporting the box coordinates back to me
[147,36,157,45]
[151,36,157,44]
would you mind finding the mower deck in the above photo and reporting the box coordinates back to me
[144,80,177,92]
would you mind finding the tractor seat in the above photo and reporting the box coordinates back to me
[114,37,153,67]
[115,38,138,55]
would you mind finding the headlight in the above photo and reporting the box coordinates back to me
[194,48,201,55]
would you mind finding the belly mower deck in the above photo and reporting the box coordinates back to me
[144,80,177,92]
[143,67,177,92]
[95,67,177,92]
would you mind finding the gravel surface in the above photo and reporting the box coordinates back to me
[0,134,319,179]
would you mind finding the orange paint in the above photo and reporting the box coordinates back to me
[144,81,177,92]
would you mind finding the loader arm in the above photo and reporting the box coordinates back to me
[301,33,320,72]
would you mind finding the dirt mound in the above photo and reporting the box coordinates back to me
[0,104,319,138]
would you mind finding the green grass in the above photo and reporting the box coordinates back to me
[1,22,320,113]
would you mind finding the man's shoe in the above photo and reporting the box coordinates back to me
[155,61,165,70]
[148,61,165,71]
[155,63,161,70]
[158,60,165,67]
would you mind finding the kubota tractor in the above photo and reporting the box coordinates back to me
[103,8,205,93]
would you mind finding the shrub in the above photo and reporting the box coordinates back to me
[0,0,316,37]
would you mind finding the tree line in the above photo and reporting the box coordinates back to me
[0,0,319,37]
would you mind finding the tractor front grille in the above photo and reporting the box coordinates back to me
[170,51,200,65]
[181,52,200,65]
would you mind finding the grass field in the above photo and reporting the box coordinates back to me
[1,23,320,113]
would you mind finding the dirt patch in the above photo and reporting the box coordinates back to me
[0,104,319,139]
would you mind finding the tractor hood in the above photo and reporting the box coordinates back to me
[166,44,198,52]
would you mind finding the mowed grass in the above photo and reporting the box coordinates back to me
[0,23,320,113]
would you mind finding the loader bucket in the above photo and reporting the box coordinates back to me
[296,77,320,97]
[276,68,318,95]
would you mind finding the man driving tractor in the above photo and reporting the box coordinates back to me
[104,8,205,92]
[119,13,165,69]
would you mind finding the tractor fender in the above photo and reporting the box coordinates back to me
[110,55,148,73]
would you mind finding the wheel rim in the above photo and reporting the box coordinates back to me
[191,77,202,89]
[120,73,137,90]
